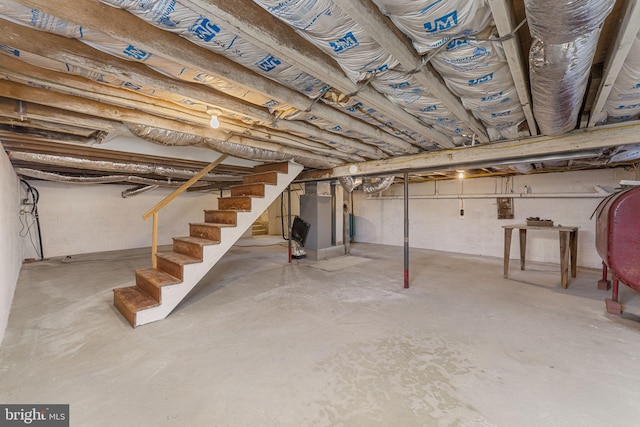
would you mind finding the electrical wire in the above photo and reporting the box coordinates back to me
[19,180,44,260]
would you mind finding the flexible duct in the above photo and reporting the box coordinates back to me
[525,0,615,44]
[121,185,159,198]
[125,123,335,169]
[8,152,238,181]
[525,0,615,135]
[15,168,215,188]
[363,176,395,194]
[339,176,363,193]
[339,176,394,194]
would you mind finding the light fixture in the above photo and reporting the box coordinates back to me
[209,115,220,129]
[207,108,222,129]
[457,171,465,180]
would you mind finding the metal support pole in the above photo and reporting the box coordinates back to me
[404,172,409,289]
[287,185,292,263]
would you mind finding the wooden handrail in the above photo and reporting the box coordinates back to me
[143,155,228,267]
[143,155,228,220]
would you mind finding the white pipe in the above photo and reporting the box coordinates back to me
[366,186,611,200]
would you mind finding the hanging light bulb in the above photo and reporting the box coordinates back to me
[457,171,465,180]
[209,114,220,129]
[207,108,222,129]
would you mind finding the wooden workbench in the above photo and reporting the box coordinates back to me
[502,224,579,288]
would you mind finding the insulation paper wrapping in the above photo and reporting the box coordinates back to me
[524,0,615,44]
[604,31,640,123]
[366,0,524,139]
[98,0,328,99]
[339,100,432,151]
[125,123,338,169]
[529,29,600,135]
[432,39,525,139]
[371,0,493,53]
[0,1,294,113]
[251,0,398,83]
[336,98,434,150]
[371,70,473,139]
[285,110,400,154]
[608,144,640,163]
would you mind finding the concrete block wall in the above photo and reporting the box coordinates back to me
[21,181,220,259]
[0,147,23,345]
[352,168,635,269]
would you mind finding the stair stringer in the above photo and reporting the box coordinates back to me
[135,162,303,326]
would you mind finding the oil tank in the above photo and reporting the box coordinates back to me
[595,186,640,314]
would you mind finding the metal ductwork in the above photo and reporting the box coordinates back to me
[121,185,159,198]
[125,123,335,169]
[525,0,615,135]
[363,176,395,194]
[9,151,239,182]
[15,168,216,188]
[338,176,363,193]
[339,176,394,194]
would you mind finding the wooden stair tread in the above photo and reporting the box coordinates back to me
[191,222,235,228]
[218,196,252,211]
[113,286,159,312]
[230,183,266,197]
[242,171,278,185]
[173,236,220,246]
[156,251,201,265]
[253,161,289,174]
[136,268,181,287]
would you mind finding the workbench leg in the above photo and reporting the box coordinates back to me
[605,273,622,315]
[519,229,527,270]
[598,261,611,290]
[503,228,513,278]
[570,230,578,278]
[559,231,570,288]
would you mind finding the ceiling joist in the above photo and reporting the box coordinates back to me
[12,0,421,155]
[186,0,455,149]
[298,120,640,180]
[0,18,386,160]
[588,0,640,127]
[487,0,537,135]
[332,0,489,142]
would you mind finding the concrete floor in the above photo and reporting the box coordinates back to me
[2,238,640,426]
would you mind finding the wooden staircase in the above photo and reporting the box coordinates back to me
[113,161,303,327]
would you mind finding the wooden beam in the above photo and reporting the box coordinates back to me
[0,60,363,161]
[588,0,640,127]
[297,120,640,180]
[186,0,454,149]
[0,19,385,159]
[487,0,538,135]
[0,80,341,166]
[11,0,419,155]
[0,96,120,132]
[332,0,489,142]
